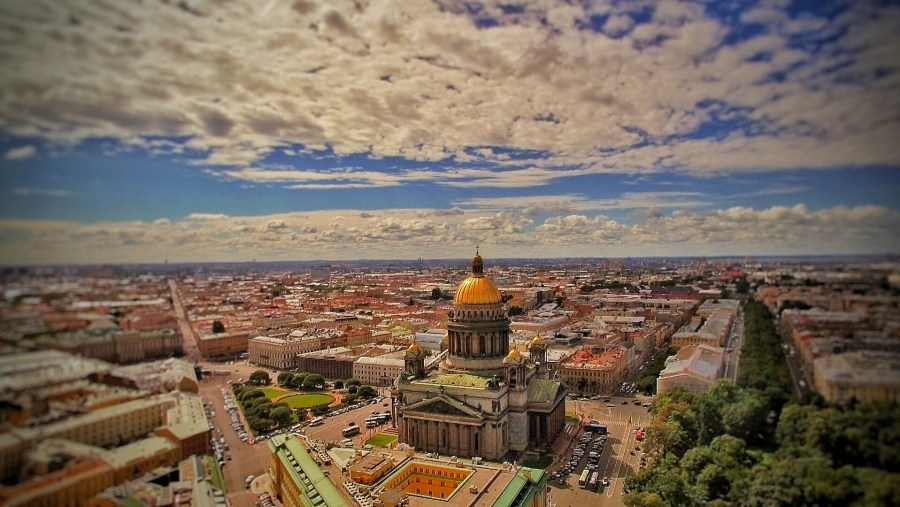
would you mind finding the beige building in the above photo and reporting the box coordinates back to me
[353,355,406,387]
[672,299,737,349]
[0,437,181,507]
[812,351,900,404]
[197,330,251,359]
[1,392,209,484]
[555,346,629,394]
[656,344,725,395]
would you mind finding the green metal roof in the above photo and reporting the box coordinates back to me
[416,373,488,388]
[526,379,562,405]
[268,434,349,507]
[493,467,547,507]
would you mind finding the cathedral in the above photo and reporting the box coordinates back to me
[391,251,567,460]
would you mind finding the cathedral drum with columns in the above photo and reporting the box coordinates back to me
[391,252,567,461]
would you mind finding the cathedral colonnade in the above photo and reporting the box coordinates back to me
[527,401,566,447]
[401,417,492,458]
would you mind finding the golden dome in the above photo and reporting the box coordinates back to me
[503,348,522,364]
[454,249,502,305]
[531,335,545,347]
[442,333,449,343]
[407,341,421,355]
[454,277,503,305]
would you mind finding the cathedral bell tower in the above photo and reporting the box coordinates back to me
[404,340,426,378]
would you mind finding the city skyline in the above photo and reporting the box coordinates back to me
[1,0,899,265]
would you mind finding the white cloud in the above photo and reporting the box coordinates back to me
[0,0,894,181]
[0,203,897,264]
[4,145,36,160]
[11,187,69,197]
[185,213,229,220]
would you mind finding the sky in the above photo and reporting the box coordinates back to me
[0,0,899,265]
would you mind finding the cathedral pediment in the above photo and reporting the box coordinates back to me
[403,394,483,419]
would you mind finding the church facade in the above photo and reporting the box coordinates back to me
[392,252,567,460]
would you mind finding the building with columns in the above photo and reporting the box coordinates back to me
[393,252,566,461]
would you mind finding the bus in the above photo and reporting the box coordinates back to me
[578,469,591,488]
[309,417,325,426]
[342,425,360,437]
[589,472,600,490]
[365,420,378,428]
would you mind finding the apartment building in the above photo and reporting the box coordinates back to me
[656,345,725,395]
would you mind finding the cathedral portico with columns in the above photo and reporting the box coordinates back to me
[392,251,566,461]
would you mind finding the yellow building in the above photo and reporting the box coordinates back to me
[268,435,349,507]
[349,452,395,485]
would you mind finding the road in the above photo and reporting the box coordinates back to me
[724,304,744,382]
[199,378,274,507]
[547,396,653,507]
[778,326,811,400]
[169,279,201,362]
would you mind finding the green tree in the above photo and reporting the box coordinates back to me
[576,376,588,393]
[346,379,361,388]
[347,385,358,395]
[291,373,308,389]
[343,393,359,406]
[239,389,265,403]
[311,404,330,416]
[722,390,769,444]
[357,385,376,398]
[247,415,272,433]
[249,370,271,386]
[637,375,656,395]
[278,372,295,387]
[271,405,293,428]
[295,407,308,421]
[431,287,443,300]
[211,320,225,333]
[302,373,325,389]
[334,380,345,390]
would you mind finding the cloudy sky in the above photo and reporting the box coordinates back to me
[1,0,899,264]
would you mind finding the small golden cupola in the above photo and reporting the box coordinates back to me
[503,347,522,364]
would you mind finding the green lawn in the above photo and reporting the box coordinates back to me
[521,455,554,469]
[365,433,397,447]
[280,393,335,409]
[261,387,289,399]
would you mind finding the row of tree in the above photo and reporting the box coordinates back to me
[736,301,793,407]
[625,300,900,506]
[232,384,294,433]
[625,383,900,506]
[277,371,326,390]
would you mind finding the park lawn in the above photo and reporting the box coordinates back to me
[565,410,579,423]
[365,434,397,447]
[281,393,335,409]
[261,388,289,399]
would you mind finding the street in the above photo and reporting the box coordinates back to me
[547,396,653,507]
[199,378,275,507]
[169,279,201,362]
